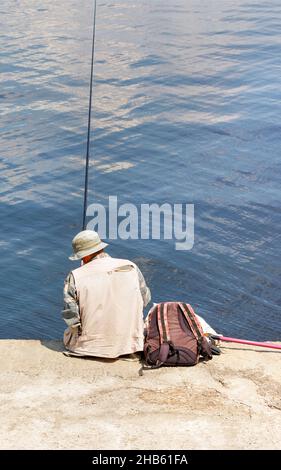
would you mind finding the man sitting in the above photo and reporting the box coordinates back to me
[62,230,151,358]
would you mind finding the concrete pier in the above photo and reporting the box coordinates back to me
[1,339,280,449]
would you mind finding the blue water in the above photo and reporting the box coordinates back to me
[1,0,281,340]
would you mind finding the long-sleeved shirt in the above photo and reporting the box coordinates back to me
[62,252,151,327]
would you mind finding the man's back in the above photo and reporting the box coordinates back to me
[64,257,145,358]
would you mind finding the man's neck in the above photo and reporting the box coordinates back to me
[83,251,109,264]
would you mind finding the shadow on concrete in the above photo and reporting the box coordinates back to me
[40,339,141,363]
[40,340,65,352]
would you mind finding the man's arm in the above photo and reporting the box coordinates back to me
[62,272,81,327]
[135,266,151,307]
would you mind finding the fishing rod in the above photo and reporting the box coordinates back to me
[83,0,97,230]
[209,334,281,351]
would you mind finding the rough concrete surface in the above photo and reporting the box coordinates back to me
[0,339,280,450]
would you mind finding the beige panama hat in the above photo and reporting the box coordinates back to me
[69,230,108,261]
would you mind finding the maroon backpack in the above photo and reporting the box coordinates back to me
[143,302,212,368]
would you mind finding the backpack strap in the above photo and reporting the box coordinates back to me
[155,303,171,366]
[179,303,202,341]
[179,303,212,361]
[186,304,206,336]
[157,303,171,343]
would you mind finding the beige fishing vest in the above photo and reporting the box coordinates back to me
[63,257,144,358]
